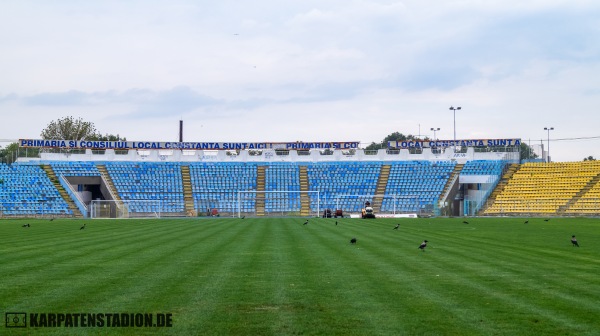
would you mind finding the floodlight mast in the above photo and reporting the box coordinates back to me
[449,106,461,152]
[544,127,554,162]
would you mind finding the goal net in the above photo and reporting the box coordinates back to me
[237,191,320,217]
[90,200,164,219]
[332,194,430,215]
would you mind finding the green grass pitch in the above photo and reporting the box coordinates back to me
[1,217,600,335]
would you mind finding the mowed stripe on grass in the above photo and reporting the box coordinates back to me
[1,217,600,335]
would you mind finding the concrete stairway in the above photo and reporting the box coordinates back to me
[42,164,83,217]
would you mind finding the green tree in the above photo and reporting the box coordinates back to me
[520,143,539,161]
[365,132,414,151]
[2,117,127,164]
[89,133,127,141]
[0,142,20,164]
[0,144,7,163]
[583,156,596,161]
[40,116,97,140]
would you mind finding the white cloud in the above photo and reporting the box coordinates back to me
[1,0,600,161]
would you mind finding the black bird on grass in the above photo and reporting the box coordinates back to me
[80,223,86,230]
[418,240,428,251]
[49,218,54,222]
[350,237,357,244]
[544,219,550,222]
[524,220,529,224]
[22,223,30,227]
[393,224,400,230]
[303,220,309,225]
[241,216,245,219]
[462,220,469,224]
[335,221,338,225]
[571,235,580,247]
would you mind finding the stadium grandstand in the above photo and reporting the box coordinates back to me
[2,137,600,218]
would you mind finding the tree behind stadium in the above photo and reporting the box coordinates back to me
[1,117,126,164]
[40,116,98,140]
[365,132,416,151]
[520,143,538,161]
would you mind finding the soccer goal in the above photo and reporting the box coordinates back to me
[332,194,429,215]
[237,191,320,218]
[89,200,164,219]
[195,192,240,217]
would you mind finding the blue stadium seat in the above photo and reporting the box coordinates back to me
[105,162,184,214]
[0,163,72,216]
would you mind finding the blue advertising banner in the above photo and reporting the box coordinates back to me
[19,139,361,150]
[387,138,521,149]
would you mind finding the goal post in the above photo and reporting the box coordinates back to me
[332,194,429,215]
[237,190,320,218]
[90,200,163,219]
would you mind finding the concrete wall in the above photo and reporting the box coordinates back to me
[20,147,520,164]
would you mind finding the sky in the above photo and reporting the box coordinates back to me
[1,0,599,161]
